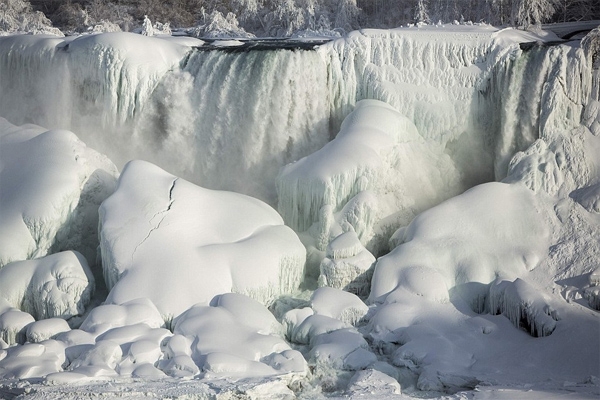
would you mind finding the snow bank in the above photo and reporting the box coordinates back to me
[99,160,306,320]
[0,251,94,321]
[0,119,118,268]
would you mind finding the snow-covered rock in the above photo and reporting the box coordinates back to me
[0,309,34,345]
[346,369,401,397]
[0,251,94,321]
[78,298,164,336]
[0,340,66,379]
[277,99,461,249]
[0,119,118,267]
[310,287,368,325]
[318,231,375,296]
[100,160,306,320]
[26,318,70,343]
[369,182,555,304]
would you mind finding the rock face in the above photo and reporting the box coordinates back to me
[99,160,306,320]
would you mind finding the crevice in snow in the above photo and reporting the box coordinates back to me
[131,178,177,262]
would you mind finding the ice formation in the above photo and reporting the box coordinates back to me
[489,278,560,337]
[99,160,306,320]
[0,251,95,321]
[0,118,118,267]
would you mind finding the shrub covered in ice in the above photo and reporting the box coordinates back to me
[100,160,306,320]
[0,251,94,321]
[0,119,118,267]
[0,0,63,36]
[190,10,254,39]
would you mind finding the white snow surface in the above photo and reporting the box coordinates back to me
[99,160,306,320]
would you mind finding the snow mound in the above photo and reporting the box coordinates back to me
[0,119,118,267]
[0,251,94,321]
[0,340,66,380]
[308,328,377,371]
[173,294,307,379]
[0,308,34,345]
[26,318,70,343]
[346,369,401,397]
[310,287,368,325]
[369,182,554,303]
[100,160,306,320]
[79,298,164,336]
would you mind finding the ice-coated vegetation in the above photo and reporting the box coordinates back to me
[0,20,599,400]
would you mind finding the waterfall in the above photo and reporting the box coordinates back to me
[0,30,593,208]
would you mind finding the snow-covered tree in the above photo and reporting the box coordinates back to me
[513,0,556,28]
[415,0,431,23]
[0,0,63,35]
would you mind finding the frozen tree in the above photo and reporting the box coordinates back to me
[333,0,360,33]
[0,0,63,35]
[513,0,555,28]
[263,0,305,36]
[415,0,431,23]
[191,9,254,37]
[141,14,154,35]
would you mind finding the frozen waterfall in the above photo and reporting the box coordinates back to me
[0,29,590,209]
